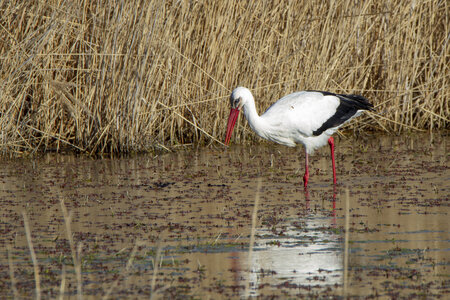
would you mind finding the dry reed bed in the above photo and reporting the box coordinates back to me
[0,0,448,155]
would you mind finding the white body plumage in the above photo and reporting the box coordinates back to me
[231,87,366,154]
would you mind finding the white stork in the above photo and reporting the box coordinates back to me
[225,87,374,187]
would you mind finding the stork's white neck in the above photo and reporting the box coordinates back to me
[241,95,267,139]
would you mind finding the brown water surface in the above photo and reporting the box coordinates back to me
[1,133,449,298]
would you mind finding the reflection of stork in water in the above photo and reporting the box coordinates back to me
[242,200,341,297]
[225,87,374,187]
[230,185,341,298]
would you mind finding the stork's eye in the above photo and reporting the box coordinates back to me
[229,96,242,109]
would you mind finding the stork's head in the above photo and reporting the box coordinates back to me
[225,87,253,145]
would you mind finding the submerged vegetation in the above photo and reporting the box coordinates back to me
[0,1,448,155]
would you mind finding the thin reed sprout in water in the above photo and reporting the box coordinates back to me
[244,177,262,298]
[60,198,83,300]
[22,212,41,300]
[7,245,20,299]
[0,1,448,155]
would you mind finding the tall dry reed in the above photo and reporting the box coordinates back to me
[0,1,448,155]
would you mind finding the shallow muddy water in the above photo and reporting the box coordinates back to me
[1,133,449,298]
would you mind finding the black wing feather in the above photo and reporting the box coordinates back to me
[309,91,374,136]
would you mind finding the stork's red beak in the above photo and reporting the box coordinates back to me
[225,108,240,145]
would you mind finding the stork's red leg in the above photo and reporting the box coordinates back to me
[303,149,309,188]
[328,137,337,185]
